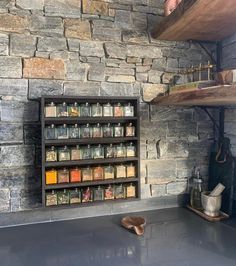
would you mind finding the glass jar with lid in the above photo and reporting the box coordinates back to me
[190,173,203,210]
[91,103,102,117]
[115,164,126,179]
[82,167,93,182]
[46,190,57,206]
[115,143,126,158]
[71,145,81,161]
[125,123,135,137]
[126,163,136,178]
[92,123,103,138]
[46,146,57,162]
[68,102,80,117]
[126,183,136,198]
[70,168,81,183]
[80,124,91,139]
[124,102,134,117]
[93,166,104,181]
[45,169,57,185]
[105,144,115,159]
[114,184,125,199]
[103,123,113,138]
[57,189,70,205]
[104,165,115,180]
[56,124,69,139]
[93,144,104,159]
[69,124,80,139]
[57,102,68,117]
[104,185,114,200]
[82,187,93,203]
[93,186,104,201]
[114,123,124,137]
[70,188,81,204]
[81,145,92,160]
[114,103,124,117]
[57,168,70,183]
[126,142,136,157]
[58,146,70,161]
[103,103,113,117]
[45,124,56,140]
[80,102,91,117]
[45,102,57,118]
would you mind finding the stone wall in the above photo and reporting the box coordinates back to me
[0,0,214,213]
[222,33,236,211]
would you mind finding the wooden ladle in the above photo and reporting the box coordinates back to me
[121,216,146,236]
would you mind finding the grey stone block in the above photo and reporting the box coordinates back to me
[104,42,127,59]
[0,188,10,212]
[0,33,8,55]
[45,0,81,18]
[133,5,163,15]
[0,0,14,8]
[1,100,39,122]
[65,60,89,81]
[0,78,28,99]
[37,37,67,52]
[23,124,41,145]
[80,41,104,57]
[147,159,176,184]
[0,123,23,144]
[64,81,100,96]
[105,67,134,76]
[141,184,151,199]
[88,63,105,82]
[28,79,64,99]
[136,72,148,82]
[140,121,167,141]
[16,0,44,10]
[93,26,122,42]
[10,34,36,57]
[132,12,147,31]
[100,82,138,96]
[30,15,63,37]
[127,45,162,59]
[152,58,167,71]
[35,51,50,58]
[148,69,162,83]
[167,181,187,195]
[159,140,189,158]
[0,145,35,167]
[0,56,22,78]
[167,121,198,140]
[151,184,166,197]
[146,139,159,159]
[67,38,80,52]
[166,57,178,72]
[115,10,133,29]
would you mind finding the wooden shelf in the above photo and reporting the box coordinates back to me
[45,117,137,125]
[45,178,138,190]
[151,0,236,41]
[45,137,138,146]
[45,157,139,168]
[151,85,236,107]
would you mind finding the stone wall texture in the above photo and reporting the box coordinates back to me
[222,33,236,208]
[0,0,214,213]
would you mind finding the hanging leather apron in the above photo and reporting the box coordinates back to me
[209,137,235,215]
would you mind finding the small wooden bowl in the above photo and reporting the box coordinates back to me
[121,216,146,236]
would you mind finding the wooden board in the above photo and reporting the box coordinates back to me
[151,85,236,107]
[187,205,229,222]
[151,0,236,41]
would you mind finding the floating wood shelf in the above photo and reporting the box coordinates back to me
[151,85,236,106]
[151,0,236,41]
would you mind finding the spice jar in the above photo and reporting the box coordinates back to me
[57,102,68,117]
[114,123,124,138]
[114,184,125,199]
[57,168,70,183]
[104,185,114,200]
[82,187,92,203]
[45,169,57,185]
[91,103,102,117]
[126,163,136,178]
[93,186,104,201]
[93,166,104,180]
[115,143,126,158]
[126,142,136,157]
[80,102,91,117]
[104,165,115,180]
[46,146,57,162]
[69,124,80,139]
[45,124,56,140]
[105,144,114,159]
[92,123,103,138]
[46,190,57,206]
[190,170,203,210]
[115,164,126,179]
[81,145,92,160]
[45,102,57,118]
[68,102,80,117]
[125,123,135,137]
[126,183,136,198]
[70,188,81,204]
[103,103,113,117]
[58,146,70,161]
[80,124,91,139]
[93,144,104,159]
[57,189,70,205]
[114,103,124,117]
[82,167,93,182]
[103,123,113,138]
[71,145,81,161]
[56,124,69,139]
[124,102,134,117]
[70,168,81,183]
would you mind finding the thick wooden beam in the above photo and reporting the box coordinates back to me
[151,0,236,41]
[151,85,236,106]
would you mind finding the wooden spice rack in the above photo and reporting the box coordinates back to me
[41,96,140,207]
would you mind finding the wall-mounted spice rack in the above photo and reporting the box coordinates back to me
[41,96,140,207]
